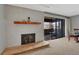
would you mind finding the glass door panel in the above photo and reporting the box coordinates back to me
[44,17,65,40]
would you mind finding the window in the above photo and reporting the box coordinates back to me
[44,22,50,29]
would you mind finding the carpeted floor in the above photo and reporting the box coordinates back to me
[19,37,79,55]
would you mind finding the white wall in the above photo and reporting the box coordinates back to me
[5,5,44,47]
[70,15,79,34]
[0,5,6,54]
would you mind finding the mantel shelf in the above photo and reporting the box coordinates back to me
[14,21,41,24]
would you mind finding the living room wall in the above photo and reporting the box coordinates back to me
[5,5,44,47]
[70,15,79,34]
[0,5,6,54]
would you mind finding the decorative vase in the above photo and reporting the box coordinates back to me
[27,17,31,22]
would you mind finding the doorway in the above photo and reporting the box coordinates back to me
[44,17,65,40]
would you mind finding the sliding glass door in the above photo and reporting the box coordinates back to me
[44,17,65,40]
[51,18,65,39]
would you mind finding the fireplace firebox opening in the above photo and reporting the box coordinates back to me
[21,33,35,45]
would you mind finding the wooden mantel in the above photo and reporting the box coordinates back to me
[14,21,41,24]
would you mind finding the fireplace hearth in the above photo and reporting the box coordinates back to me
[21,33,35,45]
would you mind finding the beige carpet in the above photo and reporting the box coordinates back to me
[19,37,79,55]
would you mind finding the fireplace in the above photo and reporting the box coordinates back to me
[21,33,35,45]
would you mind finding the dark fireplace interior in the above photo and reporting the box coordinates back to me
[21,33,35,45]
